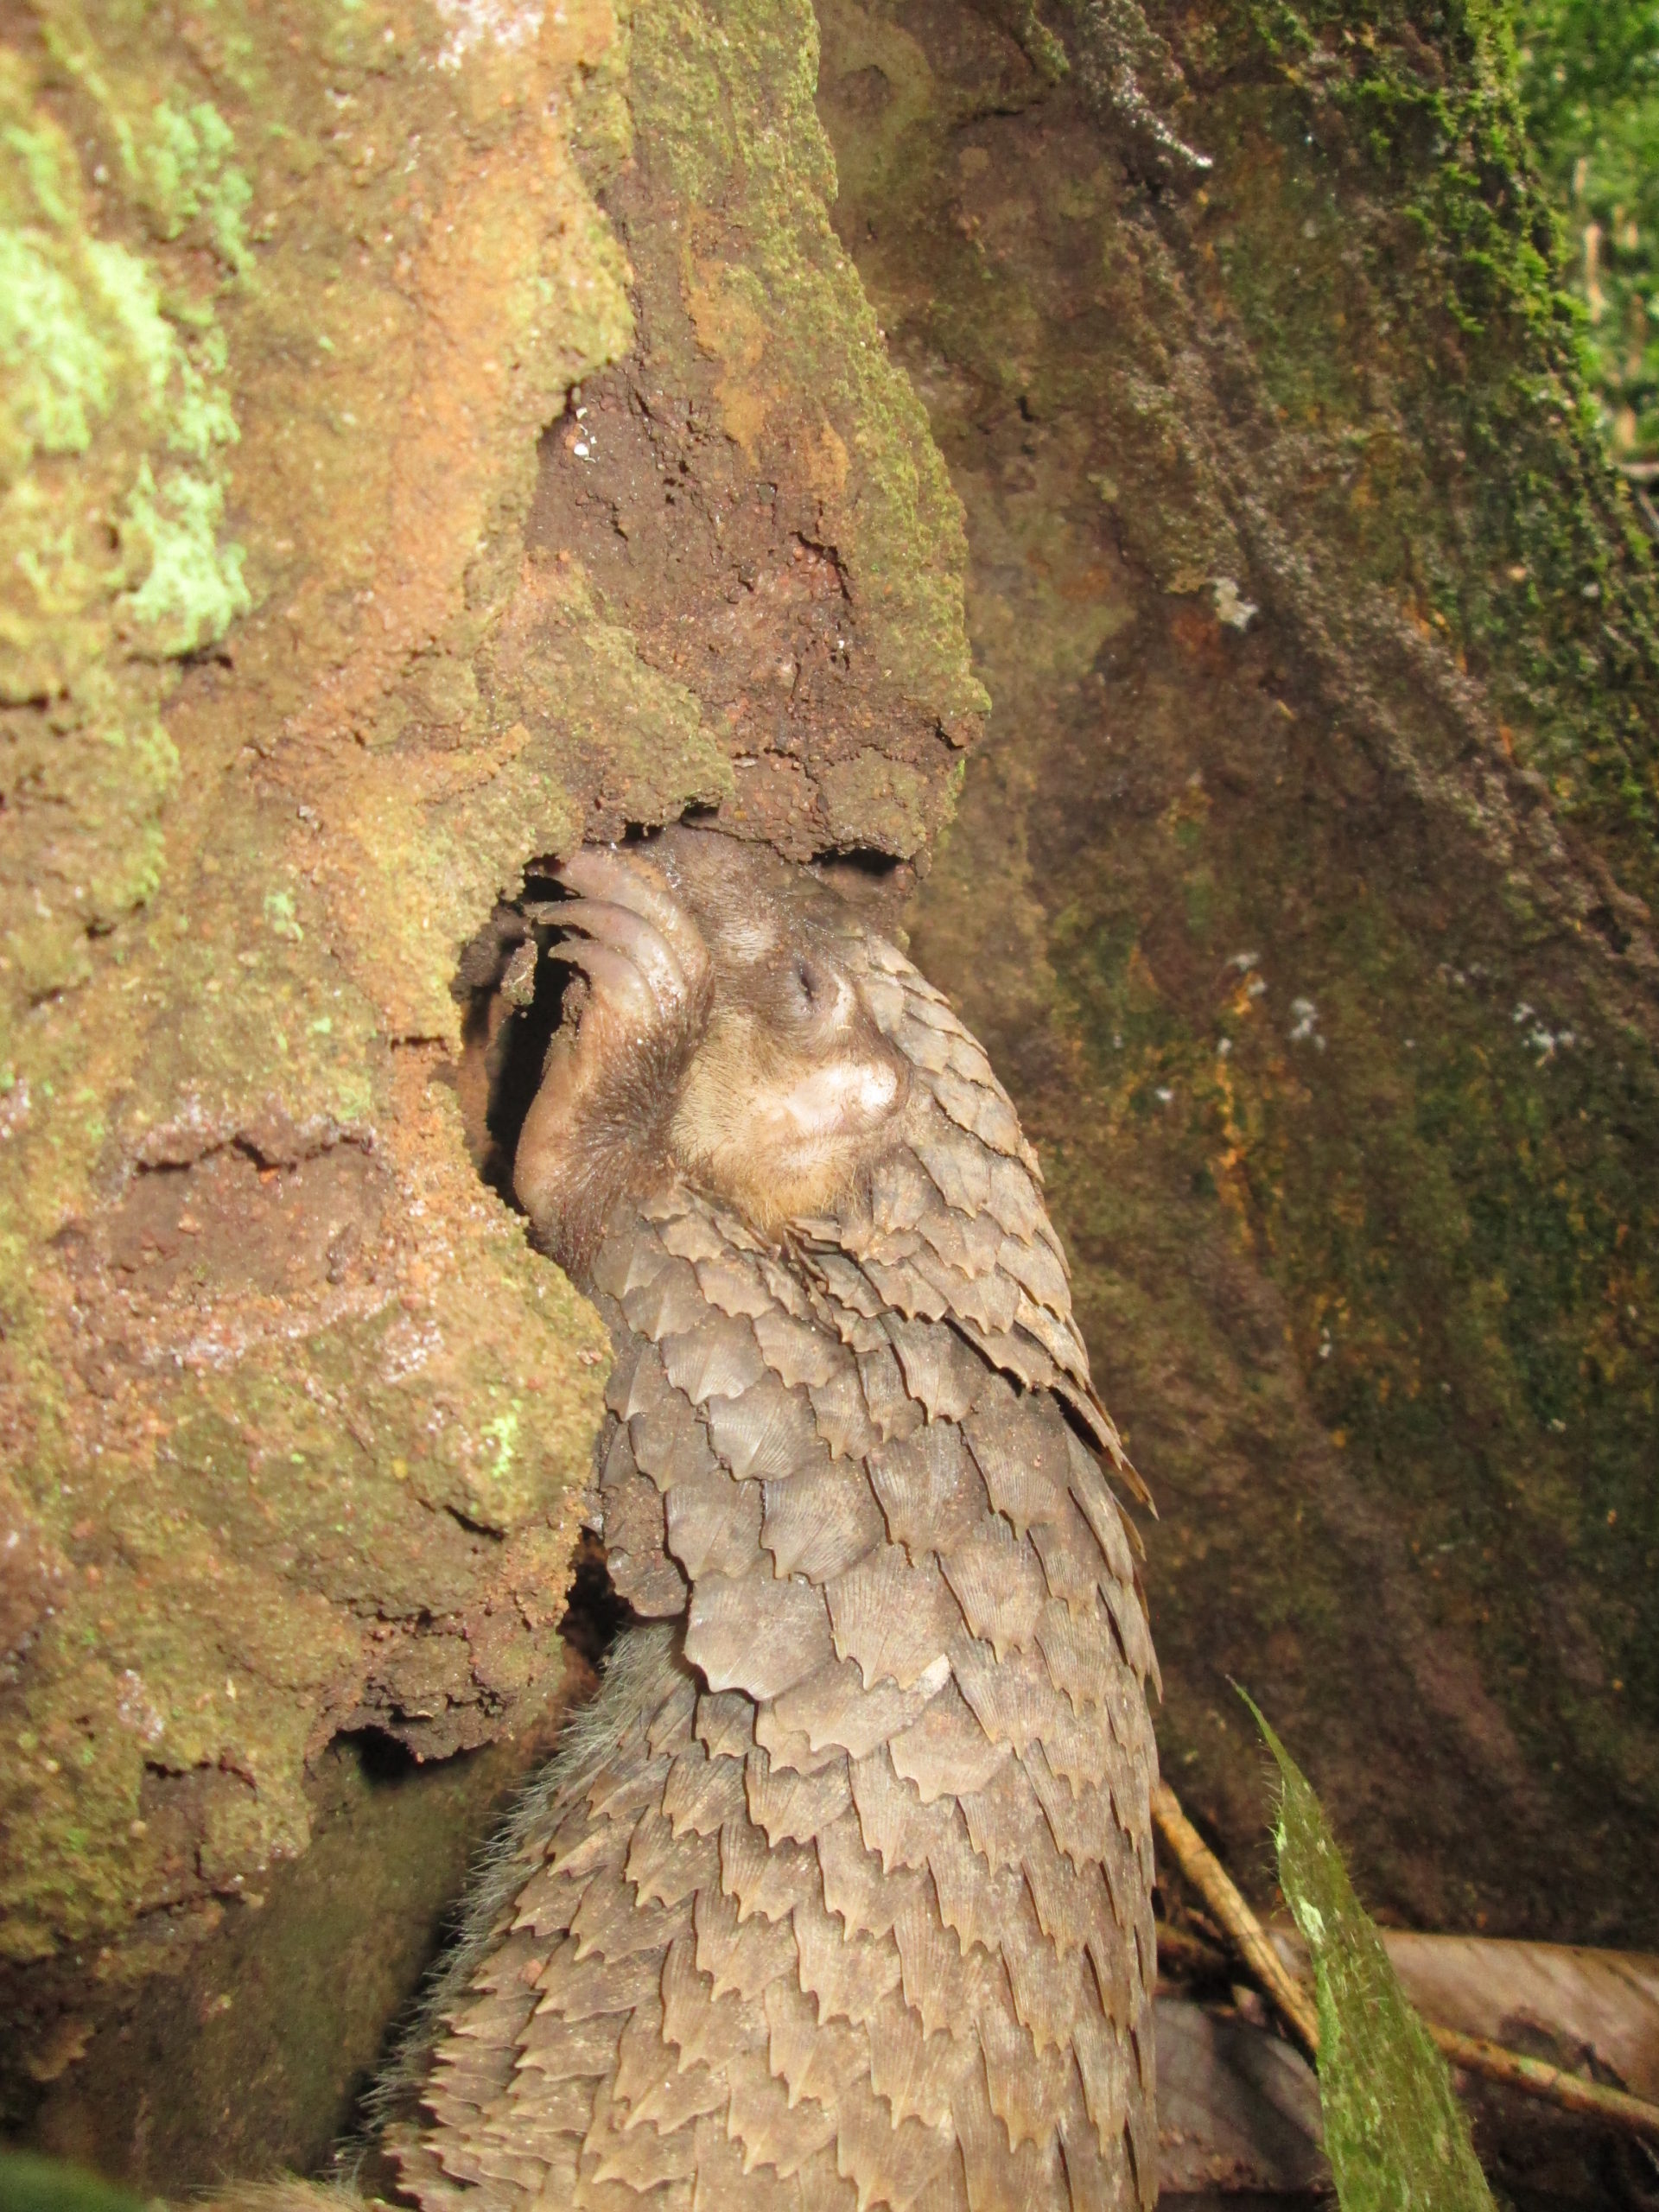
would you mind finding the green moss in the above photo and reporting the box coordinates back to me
[1516,0,1659,468]
[1180,0,1659,890]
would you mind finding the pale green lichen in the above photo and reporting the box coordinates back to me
[1,53,247,1016]
[137,100,253,270]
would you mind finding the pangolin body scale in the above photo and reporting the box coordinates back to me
[388,830,1160,2212]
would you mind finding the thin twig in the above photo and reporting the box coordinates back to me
[1427,2024,1659,2139]
[1150,1781,1320,2058]
[1150,1779,1659,2143]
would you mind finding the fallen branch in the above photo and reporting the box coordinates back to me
[1425,2023,1659,2139]
[1150,1779,1659,2143]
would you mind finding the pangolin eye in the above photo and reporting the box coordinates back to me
[792,956,822,1010]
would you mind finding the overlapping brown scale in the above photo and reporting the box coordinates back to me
[925,1813,1027,1960]
[993,1230,1071,1320]
[1099,1576,1158,1686]
[610,1994,681,2116]
[753,1306,847,1391]
[664,1466,765,1581]
[625,2061,730,2145]
[623,1344,721,1491]
[827,1545,962,1691]
[938,1516,1046,1661]
[814,1804,923,1943]
[586,2094,697,2193]
[889,1680,1012,1803]
[806,1249,887,1320]
[707,1375,829,1483]
[892,1014,951,1077]
[718,1814,816,1927]
[1067,2009,1136,2186]
[627,1802,721,1910]
[1018,1809,1110,1966]
[788,1881,901,2028]
[806,1363,883,1463]
[762,1460,885,1583]
[854,1342,923,1444]
[1061,1433,1138,1584]
[593,1217,670,1301]
[685,1570,833,1700]
[833,2069,960,2212]
[603,1474,686,1618]
[911,1200,1007,1287]
[534,1936,664,2023]
[625,1254,708,1342]
[978,1990,1081,2152]
[889,1882,1001,2044]
[864,1984,974,2132]
[848,1745,958,1873]
[646,1669,707,1756]
[757,1253,815,1319]
[961,1383,1073,1540]
[513,2007,628,2084]
[1033,1597,1123,1717]
[925,1066,1027,1165]
[956,1752,1053,1878]
[950,1312,1060,1402]
[655,1206,729,1267]
[764,1971,867,2109]
[723,2044,838,2177]
[659,1927,768,2073]
[905,1253,1021,1340]
[744,1741,851,1846]
[868,1147,936,1236]
[950,2050,1067,2212]
[696,1688,757,1760]
[868,1421,988,1555]
[659,1309,771,1406]
[687,2114,836,2212]
[1034,1692,1123,1800]
[1020,1745,1125,1888]
[568,1860,680,1964]
[949,1636,1066,1764]
[1027,1496,1116,1618]
[861,1252,952,1325]
[880,1318,984,1426]
[763,1653,950,1767]
[692,1248,775,1319]
[693,1878,801,2005]
[659,1738,747,1840]
[1011,1294,1092,1393]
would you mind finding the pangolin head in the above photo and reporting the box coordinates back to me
[653,830,910,1232]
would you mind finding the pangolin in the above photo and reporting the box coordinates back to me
[369,826,1161,2212]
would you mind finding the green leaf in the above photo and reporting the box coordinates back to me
[1243,1694,1497,2212]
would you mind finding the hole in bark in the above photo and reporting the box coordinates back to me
[334,1726,423,1787]
[453,874,575,1204]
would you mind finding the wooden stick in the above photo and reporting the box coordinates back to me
[1427,2023,1659,2139]
[1150,1780,1320,2058]
[1150,1779,1659,2143]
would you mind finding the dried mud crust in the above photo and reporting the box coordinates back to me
[529,363,964,864]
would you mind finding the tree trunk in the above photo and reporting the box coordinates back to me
[2,0,1654,2181]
